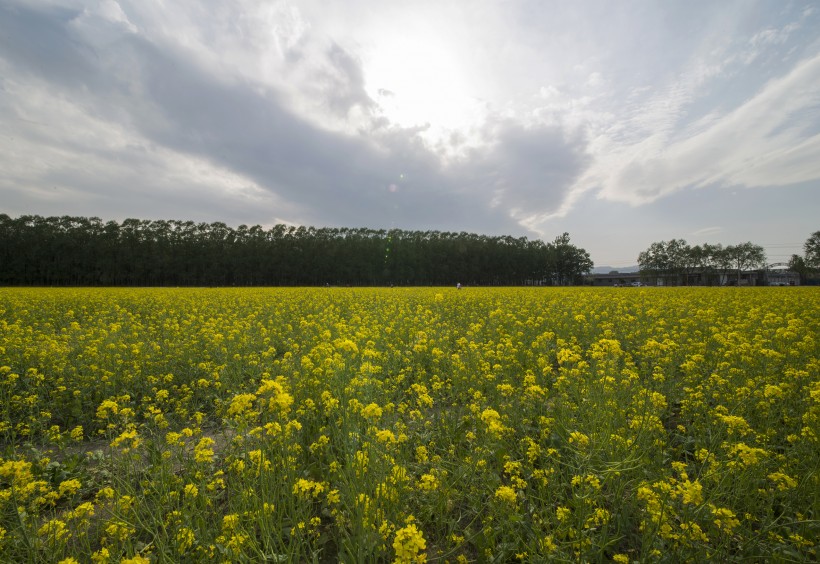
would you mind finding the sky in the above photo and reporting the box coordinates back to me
[1,0,819,268]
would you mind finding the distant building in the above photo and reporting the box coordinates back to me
[590,266,800,287]
[765,265,800,286]
[588,272,643,286]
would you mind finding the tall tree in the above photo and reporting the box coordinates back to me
[724,242,766,285]
[638,241,670,284]
[788,254,809,285]
[666,239,693,285]
[804,231,820,270]
[637,239,691,285]
[550,233,593,285]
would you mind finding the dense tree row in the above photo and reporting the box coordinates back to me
[0,215,593,287]
[637,239,766,286]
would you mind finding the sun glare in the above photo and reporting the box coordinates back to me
[362,31,484,147]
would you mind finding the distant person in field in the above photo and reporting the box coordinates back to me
[456,283,462,290]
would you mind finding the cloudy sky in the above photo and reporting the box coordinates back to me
[1,0,818,267]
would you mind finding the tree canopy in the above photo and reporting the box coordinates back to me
[0,215,593,287]
[804,231,820,270]
[637,239,766,285]
[789,230,820,284]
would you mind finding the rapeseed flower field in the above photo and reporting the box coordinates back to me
[0,287,817,562]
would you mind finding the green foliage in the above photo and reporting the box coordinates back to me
[638,239,766,286]
[0,215,592,287]
[804,231,820,270]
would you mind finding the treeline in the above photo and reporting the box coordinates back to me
[637,239,766,286]
[0,215,593,286]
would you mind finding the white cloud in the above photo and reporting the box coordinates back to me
[692,226,723,237]
[0,69,289,222]
[1,0,818,267]
[553,48,820,216]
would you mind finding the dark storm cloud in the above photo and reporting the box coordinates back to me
[128,39,469,227]
[0,1,589,237]
[458,120,589,215]
[0,3,98,88]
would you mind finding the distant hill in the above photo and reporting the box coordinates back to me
[592,265,640,274]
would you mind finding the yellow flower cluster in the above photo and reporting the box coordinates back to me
[0,287,816,562]
[393,521,427,563]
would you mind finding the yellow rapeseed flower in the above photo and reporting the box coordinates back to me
[393,522,426,563]
[494,485,518,505]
